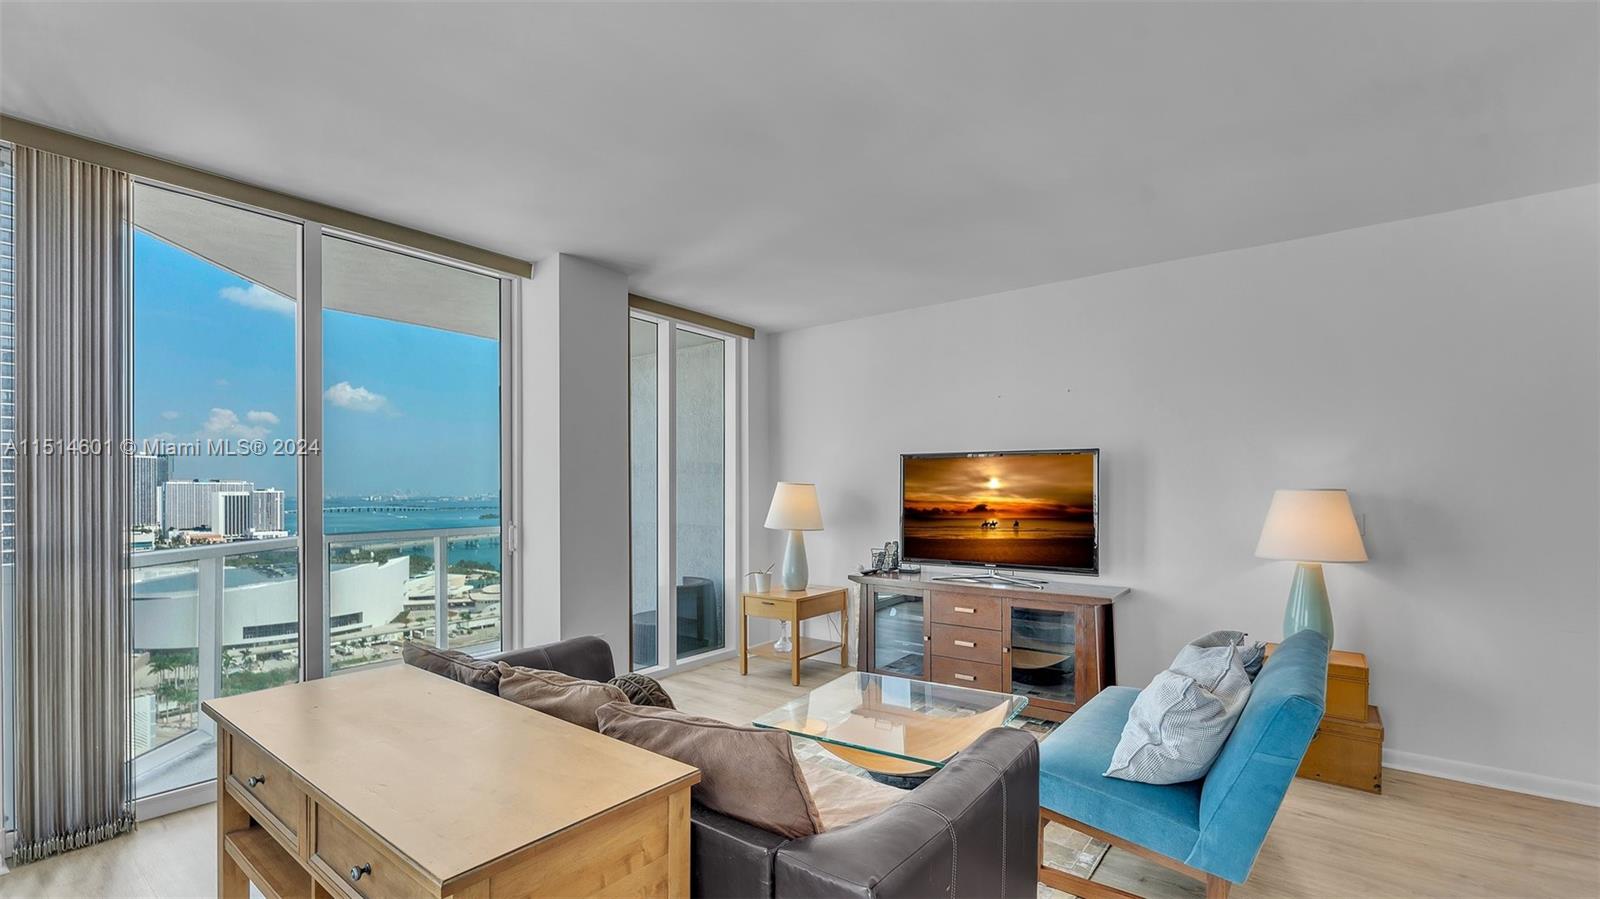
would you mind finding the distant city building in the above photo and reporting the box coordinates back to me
[161,479,250,531]
[214,491,252,538]
[250,488,285,535]
[132,454,170,528]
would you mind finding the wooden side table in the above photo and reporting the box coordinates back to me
[740,585,849,685]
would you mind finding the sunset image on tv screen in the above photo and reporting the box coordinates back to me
[902,452,1096,571]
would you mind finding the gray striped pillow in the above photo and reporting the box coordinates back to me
[1104,632,1254,784]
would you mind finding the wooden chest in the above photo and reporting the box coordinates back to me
[1298,704,1384,793]
[1323,648,1371,722]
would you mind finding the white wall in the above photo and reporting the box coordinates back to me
[762,186,1600,803]
[520,253,632,666]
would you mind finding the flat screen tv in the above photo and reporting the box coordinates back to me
[901,449,1099,576]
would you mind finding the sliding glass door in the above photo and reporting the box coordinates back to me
[629,315,738,672]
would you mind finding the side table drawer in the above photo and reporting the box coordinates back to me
[310,802,432,899]
[743,594,792,620]
[227,734,305,847]
[931,622,1003,664]
[932,656,1004,693]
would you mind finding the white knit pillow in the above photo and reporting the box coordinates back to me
[1104,632,1255,784]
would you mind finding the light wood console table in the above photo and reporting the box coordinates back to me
[202,664,700,899]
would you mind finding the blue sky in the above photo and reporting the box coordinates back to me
[133,231,501,499]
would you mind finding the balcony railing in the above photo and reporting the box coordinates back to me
[130,525,502,800]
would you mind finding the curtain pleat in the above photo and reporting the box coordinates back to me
[8,146,134,865]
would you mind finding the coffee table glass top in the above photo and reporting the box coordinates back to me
[752,672,1028,769]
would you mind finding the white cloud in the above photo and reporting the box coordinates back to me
[201,407,271,440]
[215,378,230,389]
[219,283,294,317]
[160,410,181,421]
[246,410,280,426]
[324,382,389,413]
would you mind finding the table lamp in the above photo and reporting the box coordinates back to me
[1254,488,1367,645]
[765,482,823,592]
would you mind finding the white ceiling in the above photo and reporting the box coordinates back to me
[3,2,1595,332]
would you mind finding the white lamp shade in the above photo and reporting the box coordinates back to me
[1255,489,1368,563]
[765,482,823,531]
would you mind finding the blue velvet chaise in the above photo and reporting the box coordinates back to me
[1036,629,1331,898]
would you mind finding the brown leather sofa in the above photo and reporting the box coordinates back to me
[484,636,1040,899]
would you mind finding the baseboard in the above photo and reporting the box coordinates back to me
[1383,749,1599,807]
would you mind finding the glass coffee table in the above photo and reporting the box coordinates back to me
[753,672,1028,780]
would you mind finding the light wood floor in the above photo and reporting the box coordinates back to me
[3,655,1597,898]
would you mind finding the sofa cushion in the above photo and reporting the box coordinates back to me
[401,641,500,693]
[1039,686,1203,863]
[496,662,629,730]
[798,760,904,831]
[1106,632,1254,784]
[597,702,823,840]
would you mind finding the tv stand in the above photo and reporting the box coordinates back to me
[930,569,1048,589]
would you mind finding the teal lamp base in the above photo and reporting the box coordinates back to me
[1283,561,1334,645]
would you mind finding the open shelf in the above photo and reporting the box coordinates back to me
[750,637,841,661]
[224,826,313,899]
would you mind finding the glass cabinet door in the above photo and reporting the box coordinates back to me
[1009,605,1077,706]
[870,589,926,678]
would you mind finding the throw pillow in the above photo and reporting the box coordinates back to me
[608,672,676,709]
[1105,632,1255,784]
[400,641,500,693]
[1195,629,1268,680]
[596,702,823,839]
[496,663,629,730]
[799,758,904,831]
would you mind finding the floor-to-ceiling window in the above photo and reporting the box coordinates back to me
[629,313,739,672]
[321,235,504,672]
[129,182,302,800]
[123,181,515,807]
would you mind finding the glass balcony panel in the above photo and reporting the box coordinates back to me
[328,537,436,672]
[446,532,502,653]
[131,560,206,799]
[222,548,301,696]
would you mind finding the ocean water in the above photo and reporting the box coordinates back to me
[135,499,505,579]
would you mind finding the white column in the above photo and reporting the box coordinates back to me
[519,254,631,664]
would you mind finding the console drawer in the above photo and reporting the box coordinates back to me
[311,802,431,899]
[227,735,304,845]
[931,622,1003,663]
[931,656,1004,693]
[931,593,1002,630]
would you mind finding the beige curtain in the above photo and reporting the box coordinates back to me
[8,145,134,864]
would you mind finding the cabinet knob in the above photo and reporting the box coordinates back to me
[245,775,265,788]
[349,863,372,882]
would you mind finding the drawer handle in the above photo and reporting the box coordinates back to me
[349,863,372,882]
[953,606,976,614]
[953,673,976,682]
[245,775,266,788]
[953,639,976,648]
[761,600,776,606]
